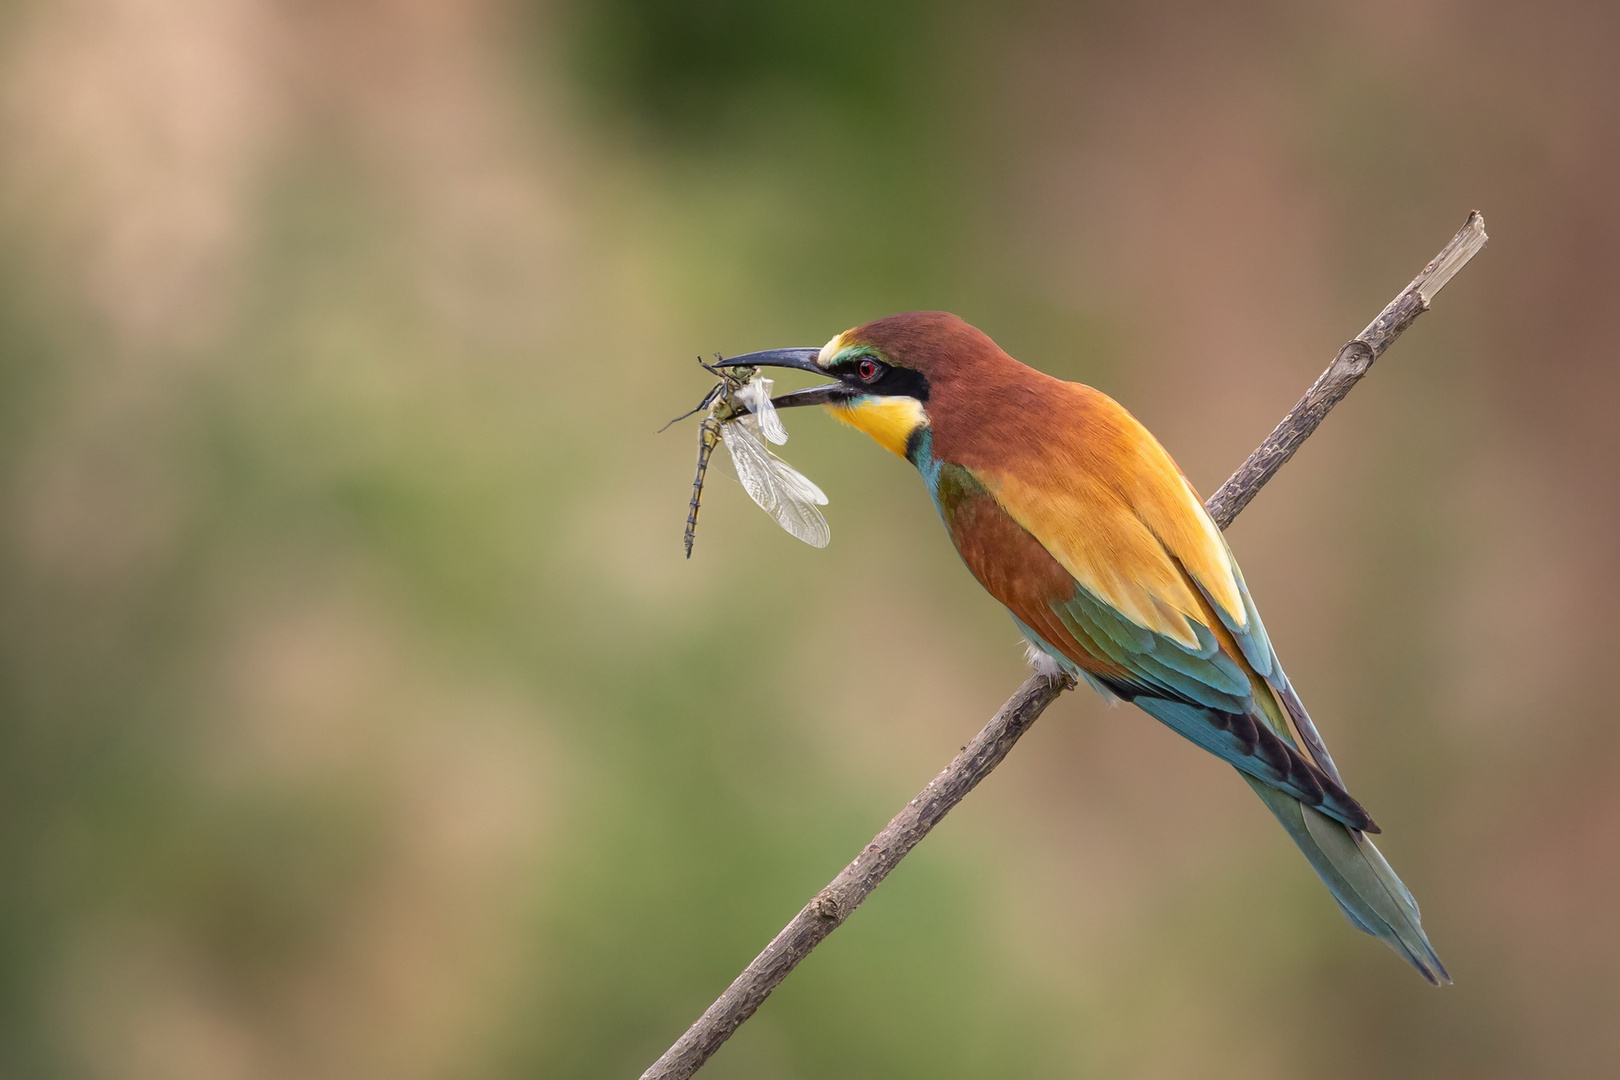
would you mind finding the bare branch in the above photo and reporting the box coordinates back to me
[640,676,1066,1080]
[1203,211,1486,528]
[641,211,1487,1080]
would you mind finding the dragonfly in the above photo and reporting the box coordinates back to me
[667,357,830,558]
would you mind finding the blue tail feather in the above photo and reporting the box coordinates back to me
[1245,775,1449,984]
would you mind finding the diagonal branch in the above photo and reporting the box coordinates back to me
[641,211,1487,1080]
[1204,211,1487,528]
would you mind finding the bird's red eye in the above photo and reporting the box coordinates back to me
[857,358,881,382]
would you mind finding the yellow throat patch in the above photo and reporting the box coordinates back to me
[826,395,928,459]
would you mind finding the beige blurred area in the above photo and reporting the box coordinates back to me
[0,0,1616,1077]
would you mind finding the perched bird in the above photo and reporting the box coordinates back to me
[717,311,1448,984]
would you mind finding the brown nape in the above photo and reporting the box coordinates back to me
[843,311,1013,380]
[843,312,1082,469]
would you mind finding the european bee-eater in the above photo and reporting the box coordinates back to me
[718,311,1448,984]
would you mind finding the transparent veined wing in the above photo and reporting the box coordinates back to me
[735,377,789,445]
[720,415,830,548]
[761,458,831,548]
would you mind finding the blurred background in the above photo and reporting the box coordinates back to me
[1,1,1617,1077]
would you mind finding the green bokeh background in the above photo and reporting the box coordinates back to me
[2,1,1617,1077]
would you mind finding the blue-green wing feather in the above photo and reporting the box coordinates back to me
[924,452,1446,983]
[1039,567,1449,984]
[1046,581,1371,831]
[1183,555,1350,787]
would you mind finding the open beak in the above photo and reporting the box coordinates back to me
[714,347,851,409]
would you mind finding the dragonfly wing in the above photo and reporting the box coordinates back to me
[721,416,779,509]
[768,457,827,505]
[767,458,831,547]
[755,397,789,446]
[721,419,831,548]
[737,378,789,445]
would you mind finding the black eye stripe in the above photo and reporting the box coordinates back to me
[833,355,930,402]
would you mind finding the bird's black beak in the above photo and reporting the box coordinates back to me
[714,347,851,409]
[713,347,824,374]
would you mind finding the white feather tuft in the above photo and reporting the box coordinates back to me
[1022,641,1066,679]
